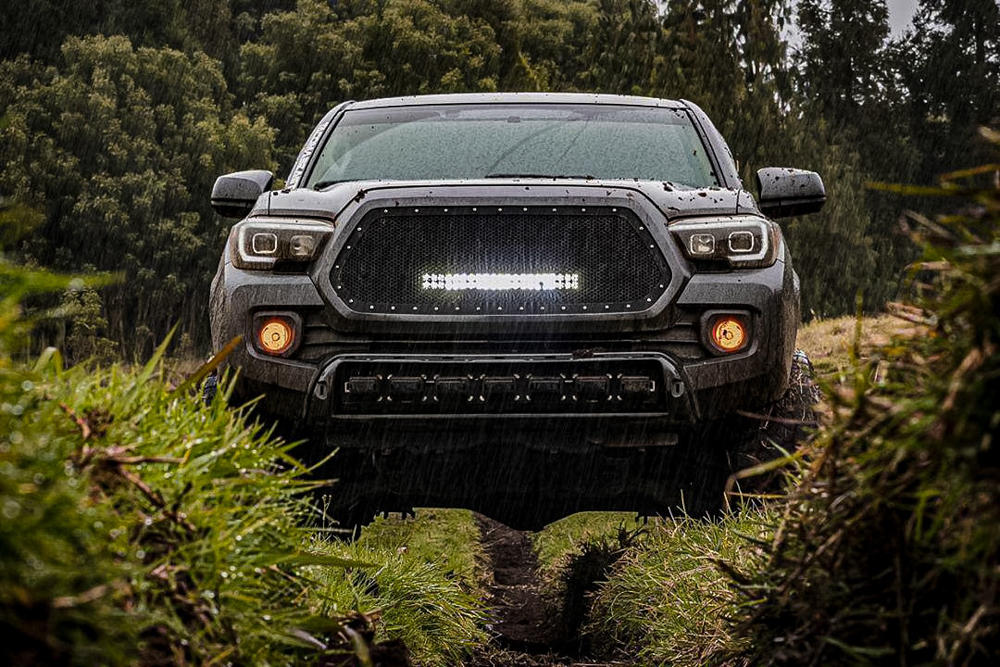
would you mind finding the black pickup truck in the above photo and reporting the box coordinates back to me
[209,93,824,529]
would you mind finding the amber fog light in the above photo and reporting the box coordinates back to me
[254,314,300,356]
[709,316,748,354]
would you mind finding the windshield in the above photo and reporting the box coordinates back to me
[305,103,718,188]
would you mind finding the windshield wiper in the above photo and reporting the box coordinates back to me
[313,179,355,190]
[484,173,594,179]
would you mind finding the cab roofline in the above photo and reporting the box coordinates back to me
[343,92,687,110]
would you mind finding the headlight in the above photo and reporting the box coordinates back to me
[669,216,780,268]
[231,219,334,269]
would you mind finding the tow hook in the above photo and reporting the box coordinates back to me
[314,378,328,401]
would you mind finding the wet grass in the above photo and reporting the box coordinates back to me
[307,525,489,667]
[586,507,773,665]
[796,313,927,385]
[532,512,646,581]
[359,509,486,591]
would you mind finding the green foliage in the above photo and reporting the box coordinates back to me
[0,249,370,663]
[900,1,1000,180]
[532,511,644,579]
[358,509,485,589]
[719,139,1000,665]
[0,35,276,356]
[61,287,119,366]
[585,509,772,665]
[0,340,368,663]
[308,527,489,667]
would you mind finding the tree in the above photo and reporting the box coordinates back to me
[794,0,919,312]
[899,0,1000,180]
[0,35,276,355]
[578,0,660,94]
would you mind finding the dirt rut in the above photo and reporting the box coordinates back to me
[469,515,630,667]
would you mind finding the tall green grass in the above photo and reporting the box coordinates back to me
[0,332,363,664]
[586,508,772,665]
[307,510,489,667]
[716,133,1000,665]
[1,242,488,664]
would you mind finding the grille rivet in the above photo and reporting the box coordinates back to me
[369,305,375,310]
[582,306,588,310]
[498,207,503,212]
[605,305,610,310]
[522,207,528,212]
[498,306,503,311]
[434,307,439,311]
[383,209,388,213]
[626,304,632,309]
[561,306,567,310]
[647,297,653,302]
[414,208,419,213]
[443,208,448,212]
[348,299,354,303]
[390,306,396,311]
[472,207,478,212]
[519,306,525,311]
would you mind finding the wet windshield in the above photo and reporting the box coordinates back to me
[306,103,718,188]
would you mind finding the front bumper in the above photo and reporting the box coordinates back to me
[308,351,690,417]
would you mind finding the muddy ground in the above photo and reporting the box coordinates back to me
[466,515,631,667]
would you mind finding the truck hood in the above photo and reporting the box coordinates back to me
[258,179,762,222]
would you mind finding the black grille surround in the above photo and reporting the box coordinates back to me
[330,206,670,315]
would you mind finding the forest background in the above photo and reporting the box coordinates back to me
[1,0,997,361]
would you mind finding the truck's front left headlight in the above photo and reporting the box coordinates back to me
[669,216,780,268]
[231,218,334,270]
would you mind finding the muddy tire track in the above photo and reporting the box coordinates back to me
[469,515,631,667]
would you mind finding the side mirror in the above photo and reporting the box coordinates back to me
[211,170,274,218]
[756,167,826,218]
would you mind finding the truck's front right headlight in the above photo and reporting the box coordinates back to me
[231,218,334,270]
[669,216,780,268]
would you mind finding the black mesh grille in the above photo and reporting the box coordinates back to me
[332,206,669,314]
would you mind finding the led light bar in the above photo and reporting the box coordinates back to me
[421,273,580,291]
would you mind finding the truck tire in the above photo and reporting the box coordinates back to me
[728,350,821,497]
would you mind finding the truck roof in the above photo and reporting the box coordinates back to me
[345,92,687,110]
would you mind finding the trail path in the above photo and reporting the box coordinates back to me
[468,515,629,667]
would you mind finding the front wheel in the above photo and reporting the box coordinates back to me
[727,350,821,497]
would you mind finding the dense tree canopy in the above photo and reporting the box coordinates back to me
[0,0,996,353]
